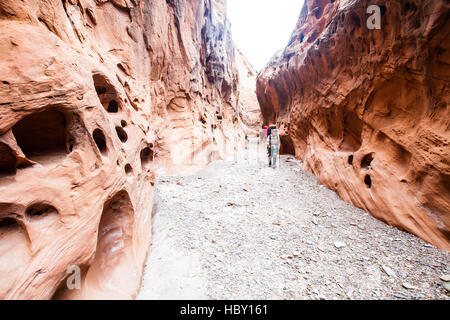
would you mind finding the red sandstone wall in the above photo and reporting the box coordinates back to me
[0,0,260,299]
[257,0,450,250]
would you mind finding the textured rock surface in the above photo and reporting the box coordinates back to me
[138,142,450,300]
[0,0,259,299]
[235,48,263,134]
[257,0,450,249]
[146,0,258,174]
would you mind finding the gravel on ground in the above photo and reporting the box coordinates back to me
[138,139,450,300]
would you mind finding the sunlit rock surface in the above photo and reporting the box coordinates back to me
[235,48,263,134]
[0,0,260,299]
[256,0,450,249]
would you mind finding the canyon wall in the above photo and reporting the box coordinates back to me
[257,0,450,249]
[235,48,263,134]
[0,0,258,299]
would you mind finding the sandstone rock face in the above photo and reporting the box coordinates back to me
[147,0,256,174]
[0,0,259,299]
[235,48,263,134]
[257,0,450,250]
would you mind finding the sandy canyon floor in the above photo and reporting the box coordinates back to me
[138,139,449,300]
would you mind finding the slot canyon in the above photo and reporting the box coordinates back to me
[256,0,450,250]
[0,0,448,300]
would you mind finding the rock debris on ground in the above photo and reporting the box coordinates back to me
[138,139,449,300]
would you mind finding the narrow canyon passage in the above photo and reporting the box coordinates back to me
[138,139,449,300]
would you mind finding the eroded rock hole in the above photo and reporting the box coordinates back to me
[93,129,107,155]
[95,86,107,95]
[140,146,154,170]
[0,217,18,231]
[0,143,17,176]
[117,63,127,74]
[364,174,372,188]
[125,164,133,176]
[26,203,58,220]
[53,191,135,299]
[121,120,127,128]
[361,153,374,169]
[85,8,97,25]
[348,155,354,165]
[108,100,119,113]
[115,127,128,143]
[92,74,121,113]
[12,108,70,162]
[340,111,363,152]
[280,135,295,155]
[66,136,76,153]
[88,191,134,294]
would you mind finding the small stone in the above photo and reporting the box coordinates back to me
[402,282,416,290]
[381,265,396,277]
[350,222,358,226]
[443,282,450,292]
[292,251,300,257]
[312,219,319,225]
[317,245,325,252]
[440,274,450,282]
[334,241,347,249]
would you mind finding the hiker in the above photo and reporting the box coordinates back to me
[266,125,274,165]
[258,130,264,144]
[267,127,280,167]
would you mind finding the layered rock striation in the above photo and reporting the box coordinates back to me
[257,0,450,249]
[0,0,259,299]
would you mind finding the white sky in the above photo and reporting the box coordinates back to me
[227,0,305,72]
